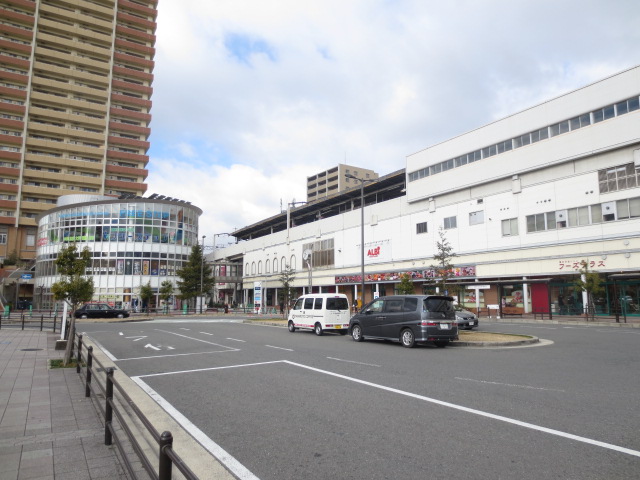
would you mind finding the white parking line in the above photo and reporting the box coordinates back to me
[117,350,238,361]
[265,345,293,351]
[455,377,565,392]
[200,332,214,336]
[133,360,640,459]
[226,338,246,342]
[327,357,381,367]
[154,329,237,350]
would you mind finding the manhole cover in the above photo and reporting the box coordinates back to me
[20,348,43,351]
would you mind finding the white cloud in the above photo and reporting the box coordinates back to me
[146,0,640,240]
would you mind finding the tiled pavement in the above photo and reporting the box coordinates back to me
[0,329,128,480]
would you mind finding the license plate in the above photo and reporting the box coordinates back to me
[440,323,450,330]
[335,325,342,329]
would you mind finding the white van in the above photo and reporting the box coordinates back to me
[288,293,351,336]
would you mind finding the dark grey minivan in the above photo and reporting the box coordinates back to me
[349,295,458,348]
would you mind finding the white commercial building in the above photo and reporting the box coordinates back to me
[214,65,640,319]
[36,194,202,310]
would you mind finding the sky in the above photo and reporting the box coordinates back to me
[145,0,640,247]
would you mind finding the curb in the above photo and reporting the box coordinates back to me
[450,336,540,347]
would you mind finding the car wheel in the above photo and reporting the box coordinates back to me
[288,320,296,332]
[117,313,124,318]
[435,340,449,348]
[351,324,363,342]
[81,314,88,319]
[400,328,415,348]
[314,323,323,336]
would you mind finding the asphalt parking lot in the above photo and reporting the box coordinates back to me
[80,318,640,480]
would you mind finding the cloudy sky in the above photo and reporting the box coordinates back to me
[145,0,640,245]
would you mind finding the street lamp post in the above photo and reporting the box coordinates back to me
[345,174,371,309]
[200,235,206,314]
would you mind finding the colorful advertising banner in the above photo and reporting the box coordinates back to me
[335,266,476,284]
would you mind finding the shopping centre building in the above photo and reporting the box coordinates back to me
[212,65,640,318]
[35,194,201,309]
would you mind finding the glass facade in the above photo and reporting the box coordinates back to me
[36,198,201,309]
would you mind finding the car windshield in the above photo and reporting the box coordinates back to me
[424,297,453,312]
[326,298,349,311]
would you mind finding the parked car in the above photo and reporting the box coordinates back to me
[454,305,478,329]
[75,303,129,319]
[349,295,458,348]
[288,293,351,335]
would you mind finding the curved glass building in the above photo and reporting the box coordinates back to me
[36,195,202,310]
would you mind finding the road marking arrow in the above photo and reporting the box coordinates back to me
[126,336,147,342]
[144,344,160,351]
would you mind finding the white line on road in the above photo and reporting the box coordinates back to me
[287,361,640,458]
[226,338,246,342]
[455,377,565,392]
[200,332,214,336]
[154,329,237,350]
[265,345,293,351]
[126,335,147,342]
[132,377,260,480]
[327,357,381,367]
[180,327,190,331]
[144,344,160,351]
[136,360,283,378]
[116,350,238,361]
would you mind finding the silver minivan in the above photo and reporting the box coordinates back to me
[349,295,458,348]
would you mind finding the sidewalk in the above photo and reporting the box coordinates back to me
[0,329,128,480]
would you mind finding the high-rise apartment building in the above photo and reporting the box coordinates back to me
[307,163,378,202]
[0,0,157,262]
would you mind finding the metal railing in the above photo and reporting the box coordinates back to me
[0,312,58,331]
[73,333,199,480]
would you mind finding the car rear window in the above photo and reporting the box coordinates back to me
[424,297,454,312]
[326,297,349,311]
[403,298,418,312]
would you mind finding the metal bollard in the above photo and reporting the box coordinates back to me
[85,346,93,397]
[53,314,57,333]
[158,431,174,480]
[40,314,44,331]
[21,313,25,330]
[77,335,83,374]
[105,367,115,446]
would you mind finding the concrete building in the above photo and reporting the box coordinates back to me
[213,65,640,319]
[0,0,157,264]
[35,194,201,310]
[307,164,378,202]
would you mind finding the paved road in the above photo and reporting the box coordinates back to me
[79,319,640,480]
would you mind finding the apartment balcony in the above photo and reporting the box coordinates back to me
[0,199,17,209]
[26,138,105,156]
[108,121,150,136]
[19,200,52,212]
[31,76,108,102]
[0,22,34,41]
[106,149,149,165]
[0,166,19,176]
[106,163,148,177]
[0,133,22,145]
[112,65,154,83]
[0,118,23,130]
[116,11,157,31]
[3,0,36,12]
[0,53,30,70]
[105,178,146,192]
[111,79,152,96]
[29,90,107,114]
[0,85,27,100]
[0,38,32,55]
[115,25,156,44]
[52,0,113,18]
[27,123,105,143]
[0,69,28,84]
[111,93,151,109]
[0,184,19,193]
[113,51,154,70]
[109,106,151,123]
[28,106,107,128]
[0,8,35,27]
[39,4,113,31]
[36,32,112,60]
[24,153,103,171]
[114,38,155,57]
[0,215,16,225]
[0,151,20,162]
[37,18,111,45]
[32,61,110,87]
[0,102,26,116]
[108,135,149,150]
[34,46,110,73]
[118,0,158,19]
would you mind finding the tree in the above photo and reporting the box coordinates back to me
[175,244,214,310]
[159,280,174,314]
[278,264,297,317]
[139,281,153,314]
[430,228,457,295]
[3,249,20,266]
[574,260,604,321]
[396,273,415,295]
[50,244,94,365]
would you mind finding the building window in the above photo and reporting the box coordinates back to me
[598,163,639,193]
[526,212,556,233]
[273,258,278,273]
[26,230,36,247]
[416,222,428,234]
[265,259,270,274]
[501,218,518,236]
[302,239,334,268]
[469,211,484,226]
[258,261,262,274]
[443,216,457,230]
[0,233,6,244]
